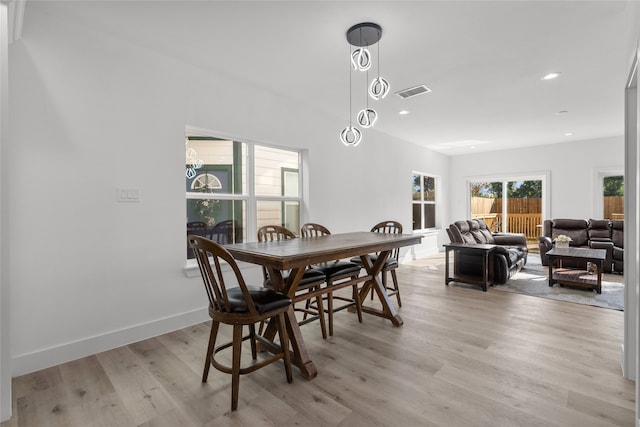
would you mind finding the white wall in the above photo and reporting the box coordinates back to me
[6,4,448,375]
[449,136,624,222]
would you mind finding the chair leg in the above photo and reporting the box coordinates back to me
[249,323,257,360]
[276,312,293,383]
[315,291,328,339]
[303,298,311,321]
[231,324,243,411]
[327,291,334,336]
[391,270,401,307]
[202,320,219,383]
[352,284,363,323]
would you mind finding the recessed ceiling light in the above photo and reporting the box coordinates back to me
[555,110,569,115]
[399,110,410,115]
[542,72,561,80]
[565,132,574,136]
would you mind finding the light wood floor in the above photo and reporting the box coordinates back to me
[2,254,635,426]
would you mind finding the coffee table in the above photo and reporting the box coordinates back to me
[546,247,606,294]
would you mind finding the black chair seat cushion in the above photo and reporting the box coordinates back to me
[313,261,361,279]
[226,286,291,314]
[265,267,325,288]
[349,255,398,269]
[493,246,525,267]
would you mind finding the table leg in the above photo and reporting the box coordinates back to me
[481,251,488,292]
[445,247,451,285]
[357,252,403,327]
[596,260,603,294]
[262,267,318,379]
[284,305,317,379]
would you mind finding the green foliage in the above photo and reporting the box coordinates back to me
[603,176,624,196]
[471,180,541,198]
[508,180,542,198]
[470,182,502,198]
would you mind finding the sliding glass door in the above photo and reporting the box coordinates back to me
[470,179,542,241]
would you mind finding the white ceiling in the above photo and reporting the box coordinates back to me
[26,1,640,155]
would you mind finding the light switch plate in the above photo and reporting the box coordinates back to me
[117,188,140,202]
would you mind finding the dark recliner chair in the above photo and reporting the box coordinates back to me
[447,219,528,284]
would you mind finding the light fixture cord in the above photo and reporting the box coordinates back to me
[366,65,369,109]
[348,42,352,126]
[377,29,381,80]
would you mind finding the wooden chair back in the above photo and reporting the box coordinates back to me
[300,223,331,237]
[371,220,403,261]
[257,225,296,242]
[188,235,258,317]
[257,225,297,282]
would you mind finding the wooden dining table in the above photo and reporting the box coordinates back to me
[224,231,422,379]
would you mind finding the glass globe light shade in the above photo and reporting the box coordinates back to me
[350,48,372,72]
[357,108,378,128]
[340,126,362,147]
[369,76,390,100]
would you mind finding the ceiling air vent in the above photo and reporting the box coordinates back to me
[396,85,431,99]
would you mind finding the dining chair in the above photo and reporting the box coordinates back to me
[188,235,293,411]
[257,225,328,338]
[211,219,240,244]
[351,220,403,306]
[300,223,363,337]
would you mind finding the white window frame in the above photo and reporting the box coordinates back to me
[412,171,439,232]
[185,127,305,269]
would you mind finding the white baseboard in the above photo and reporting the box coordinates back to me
[410,248,440,260]
[11,308,209,377]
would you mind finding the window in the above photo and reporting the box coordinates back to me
[412,172,436,231]
[186,133,302,258]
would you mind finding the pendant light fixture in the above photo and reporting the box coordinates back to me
[340,22,389,147]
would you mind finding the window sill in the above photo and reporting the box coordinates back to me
[412,229,440,236]
[183,259,260,278]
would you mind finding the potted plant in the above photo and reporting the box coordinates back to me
[553,234,572,248]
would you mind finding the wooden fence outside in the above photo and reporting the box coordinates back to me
[471,196,625,238]
[604,196,624,220]
[471,197,542,214]
[471,197,542,239]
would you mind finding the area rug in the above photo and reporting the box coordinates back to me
[406,254,624,311]
[493,258,624,311]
